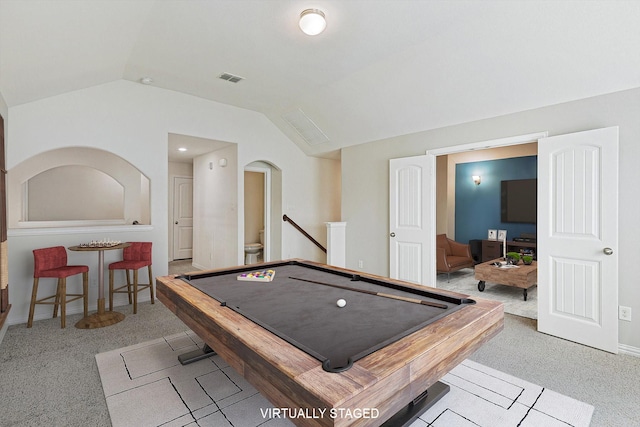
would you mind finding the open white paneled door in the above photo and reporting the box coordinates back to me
[538,126,619,353]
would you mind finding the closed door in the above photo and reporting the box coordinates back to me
[538,127,619,353]
[173,177,193,260]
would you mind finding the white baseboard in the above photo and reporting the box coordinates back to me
[191,262,210,271]
[619,343,640,357]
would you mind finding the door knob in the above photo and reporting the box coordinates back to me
[390,232,396,237]
[175,221,178,225]
[603,247,613,255]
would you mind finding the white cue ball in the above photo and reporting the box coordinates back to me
[337,298,347,308]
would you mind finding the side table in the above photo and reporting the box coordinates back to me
[69,242,131,329]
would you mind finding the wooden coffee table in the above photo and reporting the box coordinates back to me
[474,258,537,301]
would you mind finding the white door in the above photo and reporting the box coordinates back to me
[538,127,618,353]
[389,155,435,285]
[173,177,193,260]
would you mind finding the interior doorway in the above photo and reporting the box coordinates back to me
[244,163,272,263]
[167,132,231,264]
[428,132,546,266]
[431,134,544,320]
[172,176,193,260]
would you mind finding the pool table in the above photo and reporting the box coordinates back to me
[156,259,503,427]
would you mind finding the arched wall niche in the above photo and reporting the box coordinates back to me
[8,147,150,228]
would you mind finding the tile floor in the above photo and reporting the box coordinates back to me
[97,332,593,427]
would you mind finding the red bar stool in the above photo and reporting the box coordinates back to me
[28,246,89,328]
[108,242,153,314]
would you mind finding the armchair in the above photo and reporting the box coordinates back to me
[436,234,474,281]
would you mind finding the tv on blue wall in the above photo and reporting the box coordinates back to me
[455,156,537,244]
[501,178,537,224]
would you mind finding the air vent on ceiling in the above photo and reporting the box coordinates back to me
[282,108,329,146]
[218,72,244,83]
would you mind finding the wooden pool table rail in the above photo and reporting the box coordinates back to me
[157,259,503,427]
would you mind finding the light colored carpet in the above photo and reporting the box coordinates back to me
[96,332,593,427]
[437,268,537,320]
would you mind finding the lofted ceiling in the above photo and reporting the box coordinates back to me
[1,0,640,159]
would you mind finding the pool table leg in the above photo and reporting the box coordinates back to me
[177,343,217,365]
[380,381,450,426]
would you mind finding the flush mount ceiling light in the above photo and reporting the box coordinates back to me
[299,9,326,35]
[178,147,187,152]
[140,77,153,85]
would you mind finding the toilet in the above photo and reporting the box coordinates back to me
[244,229,264,265]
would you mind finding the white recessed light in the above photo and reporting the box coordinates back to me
[178,147,187,152]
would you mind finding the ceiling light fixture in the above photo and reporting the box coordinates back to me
[140,77,153,85]
[299,9,326,36]
[178,147,187,152]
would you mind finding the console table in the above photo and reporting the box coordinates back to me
[481,239,536,262]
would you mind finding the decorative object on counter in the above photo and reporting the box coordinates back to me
[498,230,507,259]
[522,255,534,265]
[237,269,276,282]
[506,252,521,265]
[78,239,122,248]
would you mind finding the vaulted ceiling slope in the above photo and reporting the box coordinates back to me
[1,0,639,157]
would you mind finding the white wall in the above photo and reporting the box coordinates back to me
[0,92,7,125]
[192,144,239,270]
[342,87,640,349]
[6,80,341,325]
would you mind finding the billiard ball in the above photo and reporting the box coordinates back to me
[337,298,347,308]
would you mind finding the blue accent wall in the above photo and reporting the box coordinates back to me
[455,156,537,244]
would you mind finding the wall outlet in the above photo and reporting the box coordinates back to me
[619,305,632,322]
[358,260,364,269]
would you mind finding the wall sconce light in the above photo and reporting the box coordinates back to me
[299,9,326,35]
[472,175,481,185]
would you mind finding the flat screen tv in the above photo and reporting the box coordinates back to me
[501,179,537,224]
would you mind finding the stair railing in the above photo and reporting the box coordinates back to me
[282,214,327,253]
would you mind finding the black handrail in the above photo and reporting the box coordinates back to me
[282,214,327,253]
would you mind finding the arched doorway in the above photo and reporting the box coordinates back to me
[244,161,282,263]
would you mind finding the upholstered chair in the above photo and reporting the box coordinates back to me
[436,234,474,281]
[29,246,89,328]
[108,242,153,314]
